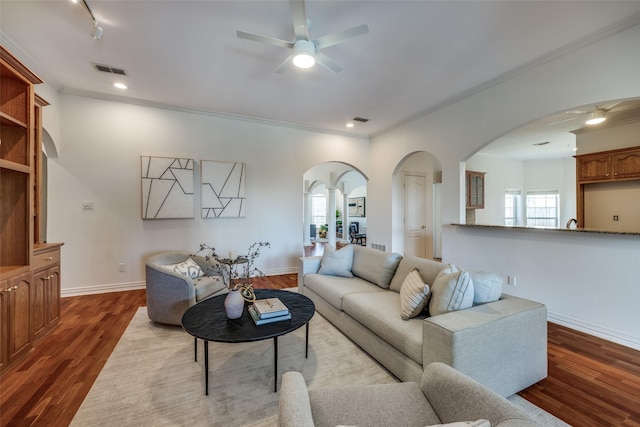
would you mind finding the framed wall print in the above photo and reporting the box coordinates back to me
[201,160,246,218]
[141,156,195,219]
[348,197,366,217]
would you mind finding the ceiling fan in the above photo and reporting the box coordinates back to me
[552,102,623,126]
[236,0,369,73]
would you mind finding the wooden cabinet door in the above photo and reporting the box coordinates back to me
[613,149,640,179]
[32,269,47,341]
[577,154,612,182]
[0,282,7,372]
[466,171,485,209]
[46,267,61,325]
[7,272,31,363]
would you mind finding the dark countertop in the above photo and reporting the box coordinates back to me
[449,223,640,237]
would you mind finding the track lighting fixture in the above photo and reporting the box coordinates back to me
[72,0,102,40]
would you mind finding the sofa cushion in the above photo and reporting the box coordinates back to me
[308,381,441,427]
[469,271,502,305]
[194,276,226,302]
[429,269,474,316]
[318,245,354,278]
[304,273,384,311]
[390,255,446,293]
[400,269,431,320]
[342,291,425,364]
[166,257,204,279]
[351,245,402,289]
[431,421,490,427]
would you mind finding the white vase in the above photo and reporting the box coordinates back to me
[224,289,244,319]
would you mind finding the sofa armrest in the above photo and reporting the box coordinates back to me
[423,295,547,397]
[421,363,540,426]
[298,256,322,289]
[278,372,315,427]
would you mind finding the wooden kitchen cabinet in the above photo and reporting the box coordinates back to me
[575,146,640,227]
[576,146,640,183]
[466,171,486,209]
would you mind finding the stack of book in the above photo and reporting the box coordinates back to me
[248,297,291,325]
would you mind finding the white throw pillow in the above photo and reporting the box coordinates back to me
[429,269,474,316]
[318,245,354,278]
[400,269,431,320]
[167,258,204,279]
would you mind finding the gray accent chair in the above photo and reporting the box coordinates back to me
[278,362,542,427]
[145,251,227,325]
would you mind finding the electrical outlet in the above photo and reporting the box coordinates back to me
[507,275,517,287]
[83,201,94,211]
[118,263,126,272]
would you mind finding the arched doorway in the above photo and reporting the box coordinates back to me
[303,162,368,248]
[392,151,442,259]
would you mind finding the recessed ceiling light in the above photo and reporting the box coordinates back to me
[346,123,354,128]
[113,82,127,90]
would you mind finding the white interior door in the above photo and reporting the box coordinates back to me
[404,173,432,258]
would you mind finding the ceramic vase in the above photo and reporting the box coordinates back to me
[224,289,244,319]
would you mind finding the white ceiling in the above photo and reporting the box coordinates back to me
[2,1,640,150]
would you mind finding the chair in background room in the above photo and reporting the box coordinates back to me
[145,251,227,325]
[349,222,366,246]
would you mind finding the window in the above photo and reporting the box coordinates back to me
[311,194,326,228]
[504,189,521,226]
[526,191,559,228]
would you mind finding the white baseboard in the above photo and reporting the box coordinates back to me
[61,281,146,297]
[548,312,640,351]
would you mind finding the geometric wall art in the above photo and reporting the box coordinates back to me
[141,156,195,219]
[201,160,246,218]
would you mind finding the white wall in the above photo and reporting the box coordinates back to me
[49,94,369,295]
[368,23,640,349]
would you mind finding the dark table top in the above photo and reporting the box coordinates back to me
[181,289,315,343]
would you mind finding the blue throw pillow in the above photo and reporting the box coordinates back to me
[318,245,354,278]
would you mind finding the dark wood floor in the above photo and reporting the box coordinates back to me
[1,272,639,426]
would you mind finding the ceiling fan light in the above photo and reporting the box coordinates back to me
[292,39,316,69]
[585,109,606,125]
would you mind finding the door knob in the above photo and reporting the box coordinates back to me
[421,225,426,229]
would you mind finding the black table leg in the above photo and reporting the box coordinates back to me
[205,340,209,396]
[194,337,198,362]
[305,323,309,358]
[274,336,278,392]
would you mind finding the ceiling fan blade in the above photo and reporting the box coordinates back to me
[314,24,369,50]
[275,55,293,74]
[236,30,293,49]
[289,0,309,40]
[315,52,342,73]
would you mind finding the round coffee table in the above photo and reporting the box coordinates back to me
[181,289,315,395]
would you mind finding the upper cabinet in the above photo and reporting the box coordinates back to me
[576,146,640,183]
[466,171,485,209]
[0,46,42,274]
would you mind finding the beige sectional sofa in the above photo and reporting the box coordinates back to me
[298,245,547,397]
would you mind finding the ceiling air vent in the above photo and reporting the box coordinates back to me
[353,117,369,123]
[93,63,128,76]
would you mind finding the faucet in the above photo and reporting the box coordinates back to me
[566,218,578,229]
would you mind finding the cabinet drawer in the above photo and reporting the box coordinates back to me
[32,250,60,271]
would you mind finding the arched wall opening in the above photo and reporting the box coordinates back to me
[391,151,443,258]
[303,161,368,247]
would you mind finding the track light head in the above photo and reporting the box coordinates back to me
[92,21,103,40]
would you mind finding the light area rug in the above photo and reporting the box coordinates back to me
[72,306,569,427]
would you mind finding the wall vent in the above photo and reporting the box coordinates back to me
[371,243,387,252]
[353,117,369,123]
[93,63,128,76]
